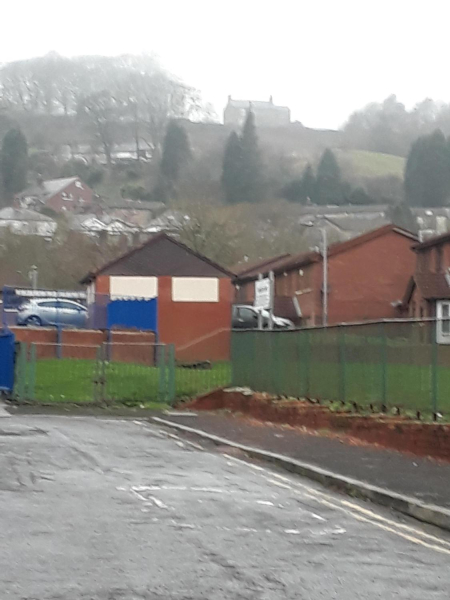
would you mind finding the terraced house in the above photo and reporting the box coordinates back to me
[235,225,418,327]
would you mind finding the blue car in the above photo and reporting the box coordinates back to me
[17,298,88,328]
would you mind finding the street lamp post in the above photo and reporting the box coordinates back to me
[29,265,38,290]
[301,223,328,327]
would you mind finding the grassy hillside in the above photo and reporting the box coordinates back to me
[337,149,405,180]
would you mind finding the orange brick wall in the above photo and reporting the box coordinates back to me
[11,327,156,363]
[325,231,415,324]
[157,277,233,361]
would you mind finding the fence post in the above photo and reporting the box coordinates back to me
[100,343,107,404]
[431,321,438,416]
[93,346,102,403]
[15,342,27,401]
[380,322,387,408]
[56,326,62,359]
[106,328,112,362]
[167,344,176,405]
[338,327,346,403]
[158,345,167,403]
[27,343,37,401]
[303,329,310,399]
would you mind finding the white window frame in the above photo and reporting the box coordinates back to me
[436,300,450,344]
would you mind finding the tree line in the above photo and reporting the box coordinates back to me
[343,94,450,157]
[0,53,205,168]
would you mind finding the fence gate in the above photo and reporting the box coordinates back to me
[94,342,175,405]
[15,341,176,406]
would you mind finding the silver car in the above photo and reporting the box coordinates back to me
[232,305,294,329]
[17,299,88,328]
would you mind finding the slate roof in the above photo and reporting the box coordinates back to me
[227,99,290,112]
[81,233,234,283]
[403,272,450,303]
[235,225,418,284]
[0,207,54,222]
[414,230,450,251]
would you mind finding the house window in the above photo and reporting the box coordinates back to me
[437,300,450,343]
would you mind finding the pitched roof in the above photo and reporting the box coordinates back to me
[233,254,291,278]
[227,99,290,112]
[81,232,234,284]
[298,204,389,216]
[0,207,54,222]
[43,177,78,196]
[414,230,450,251]
[17,177,85,200]
[404,272,450,303]
[235,225,418,283]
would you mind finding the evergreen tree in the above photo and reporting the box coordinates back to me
[239,110,263,203]
[157,120,191,200]
[315,149,343,205]
[348,187,374,205]
[1,128,28,203]
[404,129,450,207]
[280,164,316,203]
[301,163,316,202]
[280,178,303,202]
[221,131,243,204]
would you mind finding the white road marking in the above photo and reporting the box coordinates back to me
[285,529,301,535]
[130,487,169,510]
[156,428,204,451]
[311,513,327,522]
[223,454,450,556]
[149,496,168,509]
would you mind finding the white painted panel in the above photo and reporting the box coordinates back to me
[87,283,95,305]
[110,276,158,300]
[172,277,219,302]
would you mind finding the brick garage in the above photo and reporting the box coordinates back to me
[235,225,418,326]
[81,233,234,361]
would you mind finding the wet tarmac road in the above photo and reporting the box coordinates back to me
[1,415,450,599]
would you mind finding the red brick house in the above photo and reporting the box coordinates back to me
[235,225,418,327]
[81,233,234,361]
[402,232,450,334]
[16,177,94,214]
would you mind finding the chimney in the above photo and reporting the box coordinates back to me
[269,95,273,104]
[228,94,232,102]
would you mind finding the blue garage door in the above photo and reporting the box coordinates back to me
[107,298,157,332]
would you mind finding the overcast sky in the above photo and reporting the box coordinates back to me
[2,0,448,129]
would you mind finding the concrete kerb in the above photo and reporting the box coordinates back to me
[151,416,450,533]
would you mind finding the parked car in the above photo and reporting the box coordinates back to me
[232,305,294,330]
[17,299,88,328]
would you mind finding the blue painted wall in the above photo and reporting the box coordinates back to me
[106,298,158,332]
[0,329,15,392]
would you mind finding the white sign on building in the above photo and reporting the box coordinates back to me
[254,277,272,310]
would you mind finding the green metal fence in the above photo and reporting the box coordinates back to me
[231,320,450,417]
[13,342,230,406]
